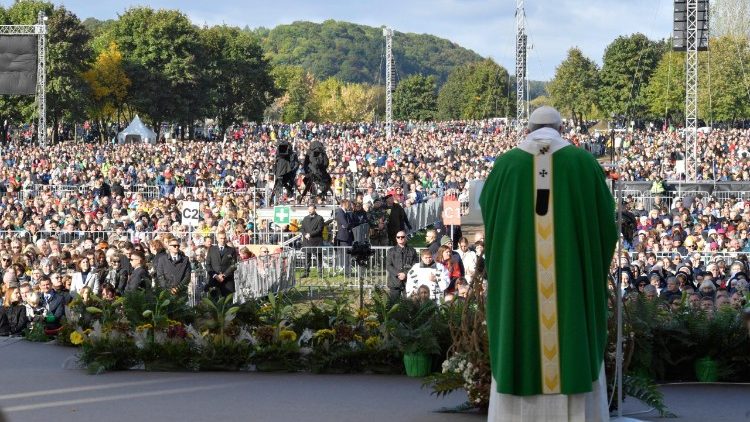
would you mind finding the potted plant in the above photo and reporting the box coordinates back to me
[393,319,440,377]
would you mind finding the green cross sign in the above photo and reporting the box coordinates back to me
[273,206,291,225]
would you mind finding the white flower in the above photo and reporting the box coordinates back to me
[185,324,207,348]
[89,321,102,340]
[133,330,148,350]
[237,327,258,346]
[298,328,314,346]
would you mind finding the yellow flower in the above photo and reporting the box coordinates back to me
[136,323,153,331]
[313,329,336,339]
[279,329,297,342]
[353,335,363,343]
[365,321,379,331]
[365,336,380,349]
[356,309,370,320]
[69,331,84,345]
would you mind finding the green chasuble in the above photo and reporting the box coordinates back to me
[480,144,617,396]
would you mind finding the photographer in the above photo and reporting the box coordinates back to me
[385,230,418,301]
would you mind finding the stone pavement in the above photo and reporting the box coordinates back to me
[2,338,749,422]
[0,338,477,422]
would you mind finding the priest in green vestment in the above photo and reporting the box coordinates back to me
[480,106,617,421]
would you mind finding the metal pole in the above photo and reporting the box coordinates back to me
[515,0,527,132]
[383,27,394,139]
[36,11,47,147]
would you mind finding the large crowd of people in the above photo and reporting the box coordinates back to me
[1,118,749,336]
[613,128,750,182]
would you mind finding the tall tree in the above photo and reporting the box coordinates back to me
[643,50,685,123]
[83,42,131,141]
[199,25,277,137]
[547,48,600,127]
[270,65,315,123]
[46,6,93,142]
[699,35,750,123]
[392,74,437,121]
[309,78,382,121]
[599,34,664,119]
[437,59,511,120]
[711,0,750,38]
[104,7,201,133]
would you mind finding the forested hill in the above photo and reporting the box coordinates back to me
[253,20,484,86]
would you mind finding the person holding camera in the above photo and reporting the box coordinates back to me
[385,230,419,301]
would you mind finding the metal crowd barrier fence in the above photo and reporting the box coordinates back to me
[404,197,442,236]
[291,246,390,291]
[233,250,296,303]
[628,251,749,264]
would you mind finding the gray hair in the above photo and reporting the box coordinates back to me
[643,285,658,295]
[700,280,716,292]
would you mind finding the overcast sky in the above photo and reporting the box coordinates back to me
[3,0,674,80]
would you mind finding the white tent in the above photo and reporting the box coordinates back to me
[117,115,157,145]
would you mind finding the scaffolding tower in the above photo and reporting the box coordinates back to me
[515,0,527,131]
[0,11,47,146]
[383,27,394,139]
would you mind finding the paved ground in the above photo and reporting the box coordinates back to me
[0,338,478,422]
[2,338,749,422]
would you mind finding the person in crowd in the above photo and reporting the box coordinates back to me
[334,199,354,276]
[103,254,129,295]
[157,239,191,295]
[50,273,71,305]
[425,229,440,258]
[435,244,464,295]
[0,287,28,336]
[385,194,411,245]
[405,249,449,302]
[100,283,117,302]
[206,231,238,297]
[39,276,65,329]
[385,230,419,301]
[456,237,478,281]
[71,259,100,298]
[301,205,324,278]
[126,252,151,292]
[366,197,389,247]
[412,285,431,303]
[659,276,682,303]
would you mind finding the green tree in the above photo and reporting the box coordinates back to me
[436,67,466,120]
[599,33,664,119]
[46,6,93,142]
[547,48,600,126]
[392,74,437,121]
[259,20,483,86]
[699,36,750,123]
[643,49,685,122]
[270,65,315,123]
[104,7,202,133]
[437,59,511,120]
[199,25,277,137]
